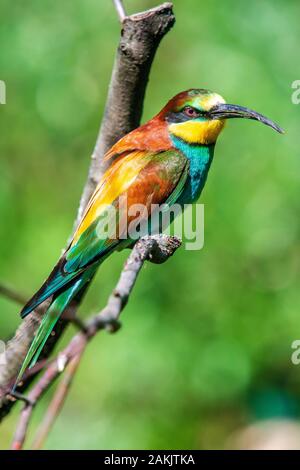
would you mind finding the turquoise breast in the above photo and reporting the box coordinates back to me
[171,136,215,204]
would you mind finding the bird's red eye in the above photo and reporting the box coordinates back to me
[184,106,199,118]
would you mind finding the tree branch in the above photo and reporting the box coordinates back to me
[76,1,175,224]
[0,1,175,420]
[10,235,181,450]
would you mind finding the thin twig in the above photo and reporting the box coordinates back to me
[10,235,181,450]
[112,0,126,22]
[31,354,82,450]
[0,284,28,306]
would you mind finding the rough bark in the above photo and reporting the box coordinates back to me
[0,2,175,420]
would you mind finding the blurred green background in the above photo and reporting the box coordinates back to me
[1,0,300,449]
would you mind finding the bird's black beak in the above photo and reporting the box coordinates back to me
[210,103,284,134]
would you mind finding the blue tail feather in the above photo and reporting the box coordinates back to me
[14,265,96,389]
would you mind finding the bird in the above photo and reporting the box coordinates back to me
[14,88,283,387]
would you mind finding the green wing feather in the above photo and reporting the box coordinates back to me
[16,148,189,386]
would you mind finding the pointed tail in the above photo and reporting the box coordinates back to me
[14,266,95,389]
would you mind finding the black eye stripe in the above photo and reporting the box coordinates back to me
[166,107,208,123]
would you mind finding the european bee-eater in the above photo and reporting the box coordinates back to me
[15,89,283,385]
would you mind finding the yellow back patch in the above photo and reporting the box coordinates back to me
[72,151,152,244]
[169,119,225,145]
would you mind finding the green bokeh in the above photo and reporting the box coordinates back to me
[0,0,300,449]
